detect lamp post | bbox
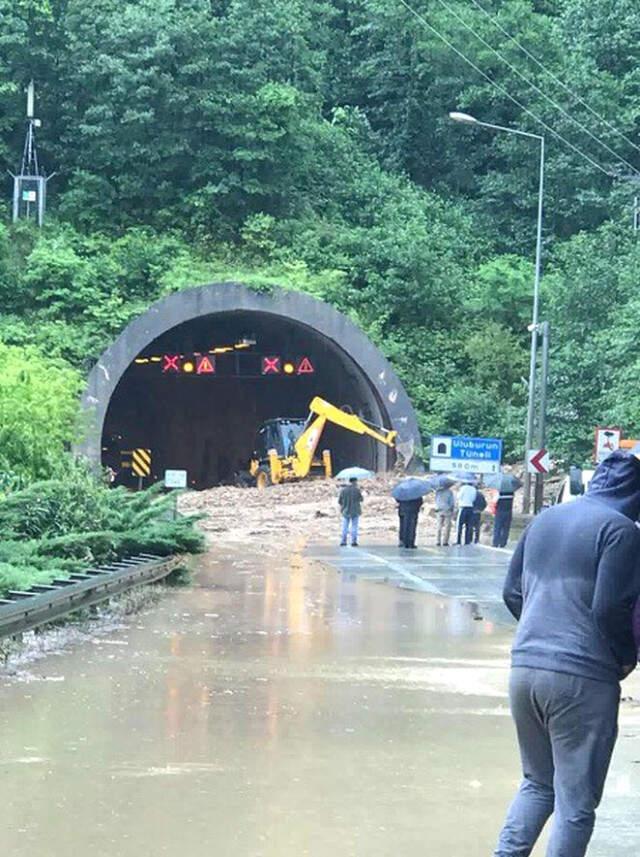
[449,111,545,514]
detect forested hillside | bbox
[2,0,640,480]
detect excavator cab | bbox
[254,419,305,460]
[251,415,329,489]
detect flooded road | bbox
[1,546,638,856]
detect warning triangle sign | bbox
[197,355,216,374]
[296,357,315,375]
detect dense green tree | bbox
[543,222,640,462]
[0,0,639,471]
[0,339,81,483]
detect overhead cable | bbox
[395,0,613,177]
[468,0,640,158]
[433,0,640,175]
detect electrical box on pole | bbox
[9,80,54,227]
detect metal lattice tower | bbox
[9,81,53,226]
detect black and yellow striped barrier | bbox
[131,448,151,477]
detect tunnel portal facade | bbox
[78,283,421,489]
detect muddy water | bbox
[0,548,637,856]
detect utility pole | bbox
[9,80,54,226]
[614,170,640,232]
[534,321,550,514]
[522,136,545,514]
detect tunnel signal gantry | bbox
[134,351,316,378]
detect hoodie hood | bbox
[587,450,640,520]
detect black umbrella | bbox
[391,478,433,502]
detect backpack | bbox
[474,491,487,512]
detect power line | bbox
[395,0,613,177]
[468,0,640,158]
[432,0,640,176]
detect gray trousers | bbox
[494,667,619,857]
[436,512,452,545]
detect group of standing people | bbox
[434,482,514,548]
[338,476,515,549]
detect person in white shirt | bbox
[456,482,477,545]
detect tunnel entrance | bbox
[103,311,392,488]
[79,283,421,487]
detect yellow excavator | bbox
[249,396,397,489]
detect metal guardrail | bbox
[0,554,181,639]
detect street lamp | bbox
[448,112,478,125]
[449,110,545,514]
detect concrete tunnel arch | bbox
[77,283,421,488]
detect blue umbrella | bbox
[391,478,433,501]
[484,473,522,493]
[335,467,375,481]
[426,474,457,490]
[450,471,478,484]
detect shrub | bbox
[0,474,204,596]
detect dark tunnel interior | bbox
[101,311,395,489]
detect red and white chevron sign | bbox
[527,448,550,475]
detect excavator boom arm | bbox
[308,397,397,447]
[295,396,397,461]
[291,414,328,478]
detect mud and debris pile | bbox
[179,476,442,548]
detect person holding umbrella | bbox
[485,472,522,548]
[338,476,364,547]
[335,468,372,547]
[392,478,431,549]
[429,475,456,547]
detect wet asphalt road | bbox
[1,544,639,856]
[307,543,515,626]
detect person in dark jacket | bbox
[338,477,363,546]
[397,497,423,549]
[494,451,640,857]
[471,488,487,543]
[492,491,514,547]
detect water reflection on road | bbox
[1,546,634,856]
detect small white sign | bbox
[431,435,452,458]
[164,469,187,489]
[527,448,551,475]
[594,427,620,464]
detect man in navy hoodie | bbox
[494,451,640,857]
